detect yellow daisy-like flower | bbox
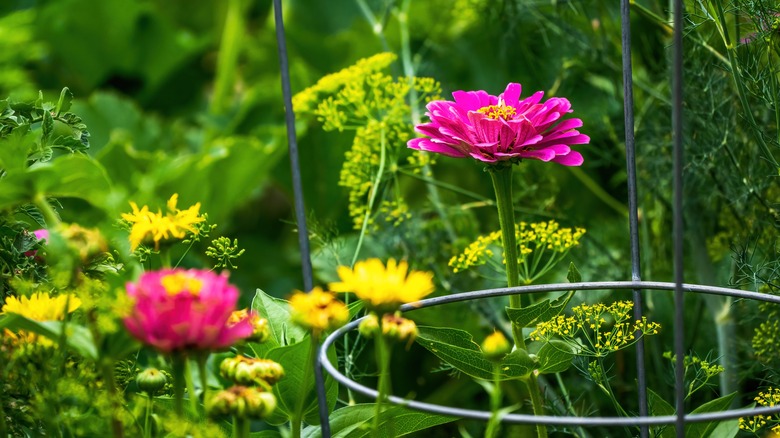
[121,194,205,251]
[2,292,82,346]
[289,287,348,335]
[329,258,435,312]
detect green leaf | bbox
[301,404,457,438]
[567,262,582,283]
[647,389,675,438]
[535,340,575,374]
[264,336,338,426]
[707,417,739,438]
[250,289,307,352]
[55,87,73,115]
[249,431,283,438]
[41,109,53,146]
[0,313,97,360]
[506,290,573,329]
[416,326,535,380]
[0,154,112,211]
[685,392,737,438]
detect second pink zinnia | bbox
[124,269,253,353]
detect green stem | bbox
[211,0,245,115]
[234,416,250,438]
[160,249,172,269]
[524,375,548,438]
[567,167,628,217]
[172,355,186,417]
[185,359,198,415]
[372,332,392,438]
[291,337,318,438]
[488,166,524,345]
[485,364,503,438]
[197,355,210,410]
[144,395,153,438]
[350,124,386,266]
[100,361,125,438]
[34,193,60,228]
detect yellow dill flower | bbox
[449,231,501,272]
[121,193,205,251]
[2,292,81,346]
[530,301,660,357]
[330,258,434,312]
[740,388,780,433]
[288,287,348,335]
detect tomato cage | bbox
[270,0,780,436]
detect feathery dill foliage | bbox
[294,53,441,230]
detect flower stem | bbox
[234,416,250,438]
[372,332,392,438]
[211,0,245,115]
[172,355,186,417]
[144,395,153,438]
[197,355,210,411]
[100,361,125,438]
[185,359,199,414]
[489,165,547,436]
[488,166,524,345]
[485,364,503,438]
[34,193,60,228]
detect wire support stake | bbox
[671,0,686,436]
[271,0,329,436]
[620,1,649,436]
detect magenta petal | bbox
[552,150,584,166]
[521,149,557,162]
[500,83,522,107]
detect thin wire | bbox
[620,0,649,435]
[319,281,780,427]
[271,0,330,435]
[671,0,686,436]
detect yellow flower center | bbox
[477,104,517,120]
[161,273,203,296]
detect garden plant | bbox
[1,0,780,437]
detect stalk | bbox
[172,355,186,417]
[211,0,245,115]
[372,332,392,438]
[488,164,546,437]
[234,416,250,438]
[485,364,503,438]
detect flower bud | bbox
[220,355,285,388]
[227,309,270,344]
[481,331,511,362]
[358,314,380,338]
[206,386,277,419]
[136,368,168,394]
[381,313,418,347]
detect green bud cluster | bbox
[206,386,277,419]
[220,355,284,389]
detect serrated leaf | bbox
[301,404,457,438]
[264,336,337,426]
[41,110,53,147]
[685,392,737,438]
[55,87,73,115]
[250,289,307,352]
[536,340,575,373]
[567,262,581,283]
[416,326,535,380]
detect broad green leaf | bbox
[567,262,582,283]
[506,291,573,329]
[707,416,738,438]
[55,87,73,115]
[0,154,112,211]
[264,336,338,426]
[535,340,575,374]
[648,389,676,438]
[685,392,737,438]
[301,404,457,438]
[0,313,97,360]
[416,326,535,380]
[0,128,34,173]
[250,289,307,351]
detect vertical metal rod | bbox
[271,0,331,436]
[671,0,686,436]
[620,1,649,436]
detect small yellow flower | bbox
[121,193,205,251]
[330,258,434,312]
[288,287,348,335]
[2,292,81,346]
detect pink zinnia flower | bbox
[408,83,588,165]
[24,229,49,257]
[124,269,254,353]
